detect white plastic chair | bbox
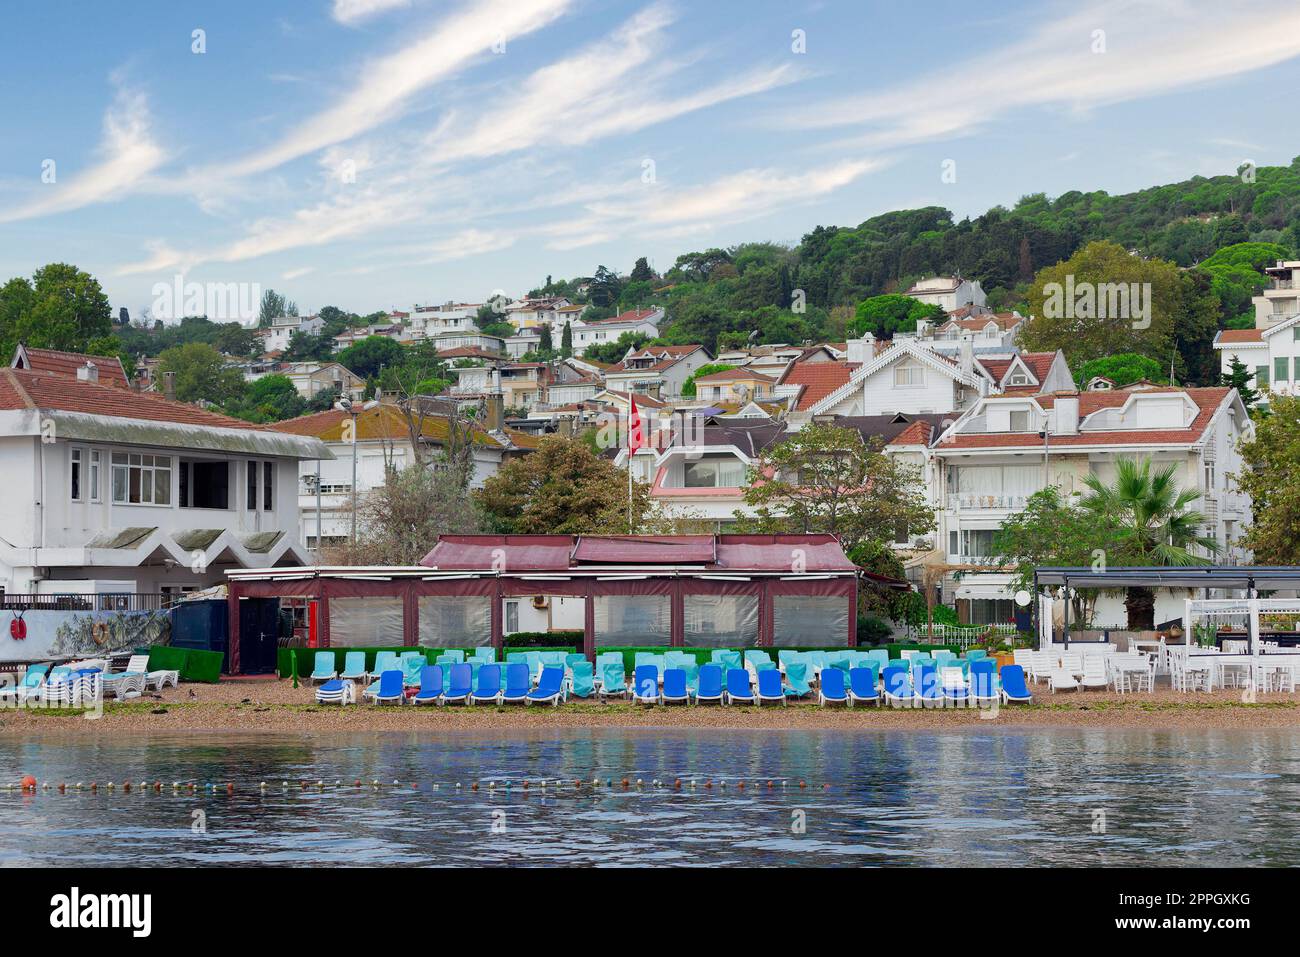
[1080,656,1107,690]
[1049,667,1079,693]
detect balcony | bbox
[947,492,1032,510]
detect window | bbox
[1257,365,1270,387]
[684,458,746,488]
[1007,373,1030,386]
[263,461,273,511]
[179,459,230,509]
[1009,410,1031,432]
[683,594,758,647]
[246,461,257,510]
[772,595,849,647]
[894,363,924,388]
[504,600,520,634]
[88,450,100,502]
[594,595,670,646]
[1276,357,1290,383]
[111,453,172,505]
[70,448,83,501]
[949,529,995,560]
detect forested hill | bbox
[543,156,1300,377]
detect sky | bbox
[2,0,1300,321]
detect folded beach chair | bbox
[756,668,786,706]
[848,666,880,707]
[632,665,660,705]
[527,666,566,706]
[661,668,690,705]
[882,666,917,707]
[413,665,444,705]
[339,651,368,682]
[102,670,146,700]
[695,664,724,704]
[371,669,405,706]
[500,663,531,704]
[726,668,756,705]
[309,651,337,684]
[818,666,849,707]
[941,666,969,703]
[999,665,1033,704]
[969,660,1000,705]
[124,654,178,690]
[599,660,627,700]
[315,678,355,705]
[569,661,595,699]
[916,664,944,707]
[524,652,544,683]
[469,664,501,705]
[565,653,586,675]
[784,661,812,698]
[401,654,426,688]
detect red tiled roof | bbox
[438,346,501,360]
[599,389,667,408]
[589,308,661,325]
[889,421,934,446]
[977,352,1056,386]
[1215,328,1265,344]
[940,387,1230,450]
[778,360,854,411]
[0,368,266,430]
[14,347,130,389]
[693,368,777,384]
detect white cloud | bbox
[281,266,317,279]
[332,0,410,25]
[213,0,574,179]
[0,80,167,224]
[788,0,1300,148]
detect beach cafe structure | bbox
[224,534,902,674]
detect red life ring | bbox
[10,616,27,640]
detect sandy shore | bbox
[1,676,1299,735]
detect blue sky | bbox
[2,0,1300,320]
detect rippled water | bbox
[1,728,1298,866]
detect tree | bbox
[538,324,553,354]
[1220,354,1263,410]
[282,331,333,362]
[849,293,944,339]
[681,363,736,398]
[343,462,481,565]
[588,265,624,308]
[1079,457,1217,628]
[0,277,35,355]
[157,342,245,405]
[560,320,572,357]
[336,336,406,379]
[630,256,656,283]
[1238,393,1300,563]
[1076,353,1164,388]
[0,263,113,356]
[731,424,935,550]
[989,487,1118,625]
[224,374,307,423]
[257,289,287,328]
[213,322,261,358]
[476,436,652,533]
[583,330,650,364]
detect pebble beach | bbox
[3,677,1300,735]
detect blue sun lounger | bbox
[999,664,1033,704]
[444,663,473,704]
[527,666,566,706]
[568,661,595,698]
[725,668,756,705]
[309,651,337,684]
[695,664,724,704]
[970,660,1000,704]
[916,663,944,707]
[371,669,405,706]
[500,663,531,704]
[339,651,367,682]
[784,660,812,698]
[315,678,354,705]
[661,668,690,705]
[756,668,786,706]
[848,666,880,707]
[413,665,444,704]
[632,665,660,705]
[599,660,627,699]
[371,651,399,679]
[818,666,849,707]
[469,664,501,705]
[882,666,917,707]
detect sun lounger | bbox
[1049,667,1079,692]
[413,665,444,704]
[102,671,146,700]
[441,663,472,704]
[756,668,786,706]
[371,651,400,680]
[371,669,405,705]
[315,678,355,705]
[882,666,916,707]
[999,664,1033,704]
[500,663,531,704]
[469,664,501,705]
[599,660,627,699]
[941,666,969,703]
[695,664,724,704]
[1081,655,1108,690]
[527,666,566,707]
[632,665,660,705]
[916,663,944,707]
[662,668,691,705]
[0,664,48,702]
[818,666,848,707]
[339,651,368,682]
[400,654,426,687]
[712,649,742,673]
[568,661,595,698]
[309,651,337,684]
[726,668,756,705]
[785,660,812,698]
[969,660,999,704]
[848,666,880,707]
[472,646,496,664]
[124,654,178,690]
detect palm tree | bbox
[1079,457,1218,629]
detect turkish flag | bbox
[628,395,647,451]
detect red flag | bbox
[628,395,646,451]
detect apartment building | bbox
[1213,260,1300,402]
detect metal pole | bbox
[1062,574,1070,650]
[350,411,359,545]
[315,458,323,562]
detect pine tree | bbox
[539,324,553,353]
[561,320,572,357]
[1220,354,1262,410]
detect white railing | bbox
[947,493,1032,510]
[910,622,1019,647]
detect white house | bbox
[567,308,664,350]
[905,276,987,313]
[0,362,328,600]
[244,361,366,402]
[605,344,711,399]
[264,314,324,353]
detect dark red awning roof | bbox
[571,535,716,565]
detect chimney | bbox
[846,332,873,364]
[1055,392,1080,435]
[958,336,974,376]
[163,371,176,402]
[484,367,504,431]
[77,361,98,384]
[916,318,933,338]
[558,416,573,437]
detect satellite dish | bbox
[1014,589,1032,607]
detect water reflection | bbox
[1,728,1297,867]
